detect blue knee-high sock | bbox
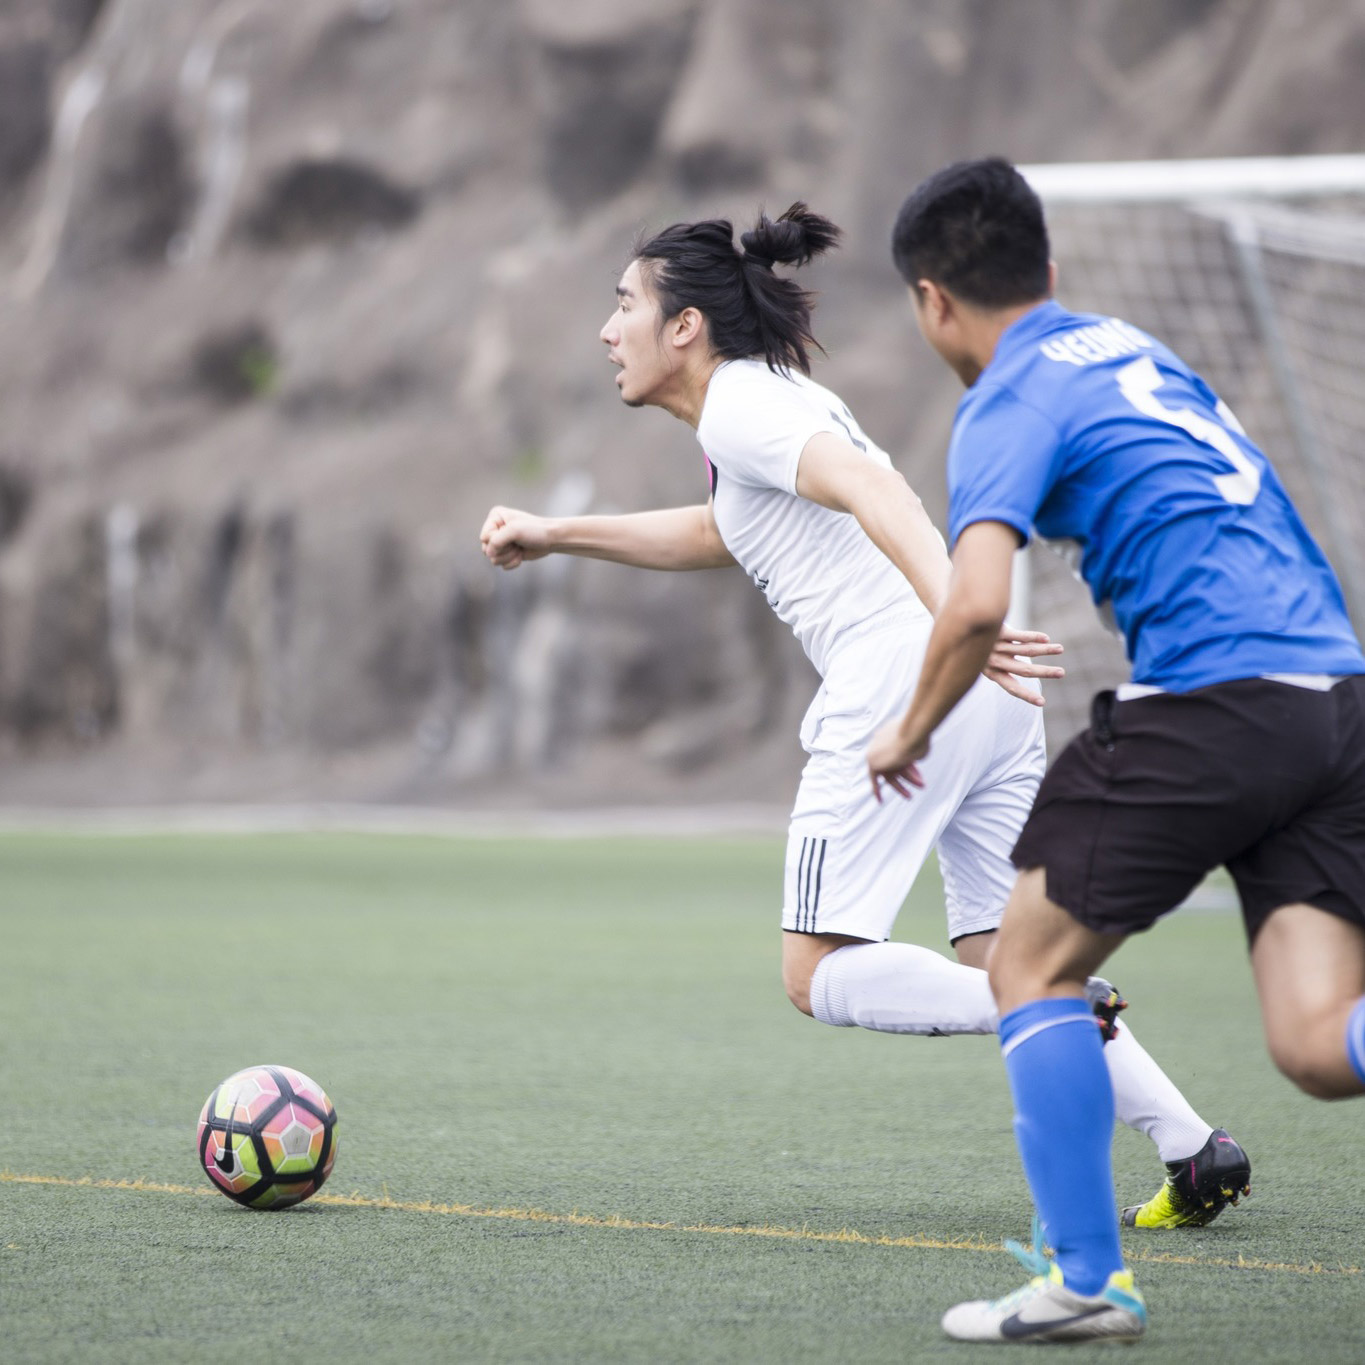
[1345,997,1365,1086]
[1001,998,1124,1297]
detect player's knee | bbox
[986,952,1044,1010]
[985,953,1013,1005]
[783,964,815,1017]
[987,951,1085,1015]
[1272,1050,1346,1099]
[1266,1031,1357,1100]
[782,934,865,1019]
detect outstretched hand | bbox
[983,626,1064,706]
[480,506,553,570]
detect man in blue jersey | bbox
[871,157,1365,1345]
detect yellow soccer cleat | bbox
[1122,1128,1251,1229]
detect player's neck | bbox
[956,296,1052,387]
[654,353,725,429]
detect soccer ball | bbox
[197,1064,338,1210]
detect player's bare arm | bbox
[795,432,1062,706]
[866,519,1017,799]
[480,502,736,572]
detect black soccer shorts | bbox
[1011,675,1365,941]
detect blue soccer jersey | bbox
[947,300,1365,690]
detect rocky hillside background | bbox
[2,0,1364,808]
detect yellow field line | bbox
[3,1171,1358,1278]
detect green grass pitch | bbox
[2,832,1362,1362]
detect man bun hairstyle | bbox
[739,203,839,267]
[634,203,841,375]
[890,157,1051,309]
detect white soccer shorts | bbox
[782,608,1046,945]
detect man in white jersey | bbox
[479,204,1249,1226]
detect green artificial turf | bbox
[1,833,1362,1362]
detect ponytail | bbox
[634,203,841,375]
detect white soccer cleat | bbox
[942,1262,1147,1344]
[942,1220,1146,1344]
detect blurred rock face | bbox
[0,0,1362,804]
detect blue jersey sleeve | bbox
[947,385,1063,549]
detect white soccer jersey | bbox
[696,359,931,675]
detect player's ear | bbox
[670,306,705,349]
[1047,260,1058,295]
[916,279,951,328]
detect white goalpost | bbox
[1013,153,1365,748]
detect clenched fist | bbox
[480,506,554,570]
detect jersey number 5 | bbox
[1115,355,1261,506]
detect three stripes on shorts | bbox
[793,836,828,932]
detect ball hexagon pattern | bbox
[197,1064,338,1210]
[262,1103,328,1177]
[218,1070,282,1126]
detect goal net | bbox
[1015,155,1365,750]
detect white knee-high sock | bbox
[1103,1022,1214,1164]
[808,941,998,1035]
[809,942,1214,1161]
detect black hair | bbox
[890,158,1050,308]
[633,203,841,375]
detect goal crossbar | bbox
[1020,154,1365,204]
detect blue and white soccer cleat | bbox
[941,1218,1147,1344]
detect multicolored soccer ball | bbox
[197,1064,338,1210]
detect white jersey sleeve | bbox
[699,362,845,494]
